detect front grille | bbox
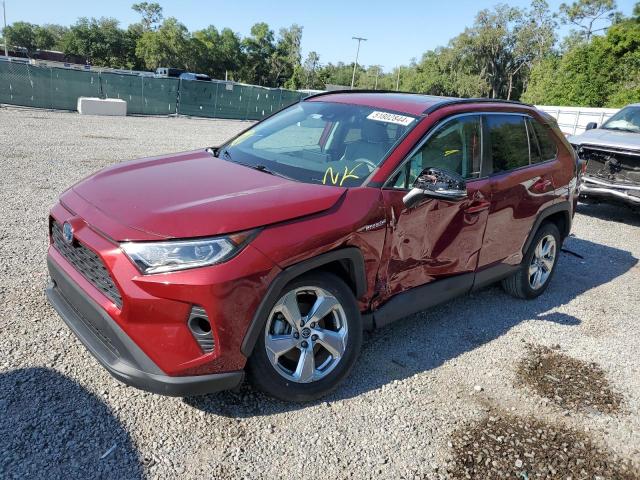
[51,222,123,309]
[581,147,640,185]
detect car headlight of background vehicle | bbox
[121,230,257,274]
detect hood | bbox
[568,128,640,152]
[62,150,345,241]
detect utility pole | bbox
[395,66,401,91]
[2,1,8,57]
[350,36,367,89]
[373,65,380,90]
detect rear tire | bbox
[501,222,561,299]
[247,272,362,402]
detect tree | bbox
[522,3,640,107]
[4,22,72,56]
[508,0,557,98]
[218,28,243,78]
[191,25,224,77]
[189,25,243,79]
[441,4,523,99]
[124,23,144,69]
[135,17,191,70]
[62,17,130,67]
[517,0,557,62]
[270,24,303,86]
[241,23,275,85]
[3,22,38,56]
[303,51,321,88]
[132,2,163,31]
[33,26,55,51]
[284,64,305,89]
[559,0,619,41]
[597,4,640,105]
[37,24,69,51]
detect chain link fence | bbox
[0,61,307,120]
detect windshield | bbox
[602,106,640,133]
[219,101,417,187]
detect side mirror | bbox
[585,122,598,131]
[403,167,467,208]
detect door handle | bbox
[464,199,491,214]
[532,178,553,192]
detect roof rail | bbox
[302,90,533,113]
[423,97,532,114]
[303,89,425,100]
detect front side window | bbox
[219,101,417,187]
[602,106,640,133]
[487,115,530,173]
[389,115,482,189]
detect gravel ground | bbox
[1,106,639,479]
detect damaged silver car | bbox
[569,104,640,209]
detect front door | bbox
[377,114,492,306]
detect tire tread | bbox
[501,221,561,300]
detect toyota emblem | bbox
[62,222,74,244]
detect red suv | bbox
[46,92,578,401]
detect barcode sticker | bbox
[367,111,416,126]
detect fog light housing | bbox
[188,306,214,353]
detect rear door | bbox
[477,113,560,269]
[378,114,492,303]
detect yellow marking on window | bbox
[322,163,363,186]
[444,149,460,157]
[322,167,340,185]
[339,164,362,186]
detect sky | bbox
[3,0,638,71]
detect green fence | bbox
[101,72,180,115]
[0,62,102,110]
[0,61,306,120]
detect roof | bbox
[305,90,530,116]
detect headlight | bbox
[121,230,257,274]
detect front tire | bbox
[501,222,561,299]
[247,272,362,402]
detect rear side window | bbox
[527,119,542,164]
[486,115,530,173]
[530,119,558,162]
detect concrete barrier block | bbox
[77,97,127,116]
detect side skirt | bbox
[471,262,520,292]
[370,273,474,329]
[367,263,520,330]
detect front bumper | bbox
[46,256,244,396]
[580,176,640,206]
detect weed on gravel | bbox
[449,412,639,479]
[516,344,623,414]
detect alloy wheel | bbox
[528,234,557,290]
[264,286,348,383]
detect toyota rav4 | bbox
[46,92,578,401]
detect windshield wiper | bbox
[219,148,233,160]
[602,126,640,133]
[212,148,294,180]
[245,163,294,180]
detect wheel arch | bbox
[240,247,366,357]
[522,201,572,255]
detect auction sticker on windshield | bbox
[367,111,416,126]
